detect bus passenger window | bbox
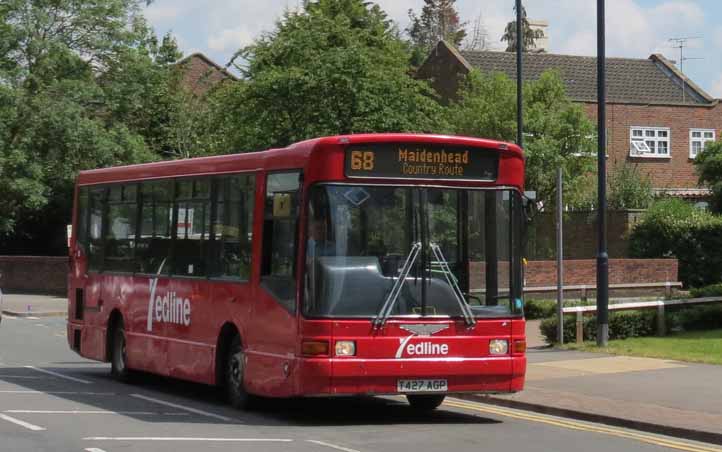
[261,172,301,312]
[76,187,89,254]
[88,187,106,272]
[137,180,173,274]
[104,184,137,273]
[210,174,255,280]
[173,178,211,277]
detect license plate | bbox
[397,379,448,393]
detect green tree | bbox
[222,0,447,151]
[694,140,722,213]
[406,0,467,64]
[447,70,596,209]
[0,0,171,245]
[500,5,544,53]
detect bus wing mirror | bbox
[522,191,538,223]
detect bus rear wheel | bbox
[225,335,251,409]
[406,394,445,411]
[110,320,131,382]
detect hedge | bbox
[629,199,722,288]
[524,299,557,320]
[540,303,722,344]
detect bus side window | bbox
[261,171,301,313]
[137,180,173,274]
[76,187,89,254]
[88,187,106,272]
[104,184,138,273]
[210,174,255,280]
[173,178,211,277]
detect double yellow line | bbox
[444,398,722,452]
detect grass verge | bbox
[563,329,722,365]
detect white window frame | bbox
[689,128,715,159]
[629,126,671,158]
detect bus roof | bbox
[76,133,523,186]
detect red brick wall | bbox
[524,258,678,287]
[583,102,721,191]
[468,258,677,290]
[0,256,68,295]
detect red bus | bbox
[67,134,527,411]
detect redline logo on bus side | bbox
[146,260,191,332]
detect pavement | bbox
[463,320,722,445]
[1,293,67,317]
[3,294,722,445]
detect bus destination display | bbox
[344,143,498,181]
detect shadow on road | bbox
[0,366,502,427]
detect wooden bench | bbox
[561,296,722,343]
[522,281,683,301]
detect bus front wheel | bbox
[226,335,251,409]
[110,320,131,382]
[406,394,445,411]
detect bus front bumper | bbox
[293,355,526,396]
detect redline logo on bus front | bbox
[146,260,191,332]
[395,324,450,358]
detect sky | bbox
[144,0,722,98]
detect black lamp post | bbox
[596,0,609,346]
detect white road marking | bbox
[83,437,293,442]
[307,440,361,452]
[0,375,46,379]
[0,413,46,431]
[25,316,40,320]
[6,410,187,416]
[0,391,115,395]
[85,448,108,452]
[130,394,234,422]
[25,366,92,384]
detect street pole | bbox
[516,0,523,148]
[556,167,564,345]
[596,0,609,346]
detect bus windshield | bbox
[303,184,523,319]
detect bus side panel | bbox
[243,290,298,397]
[166,278,214,385]
[75,274,105,361]
[126,275,168,376]
[207,282,254,385]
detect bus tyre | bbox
[110,321,131,382]
[406,394,445,411]
[226,335,251,409]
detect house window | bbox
[689,129,715,159]
[630,127,670,158]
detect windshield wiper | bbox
[374,241,422,329]
[430,242,476,327]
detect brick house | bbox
[175,53,238,96]
[418,41,720,200]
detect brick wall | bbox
[524,258,678,287]
[0,256,68,295]
[468,258,677,290]
[582,102,719,192]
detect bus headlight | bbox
[489,339,509,355]
[335,341,356,356]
